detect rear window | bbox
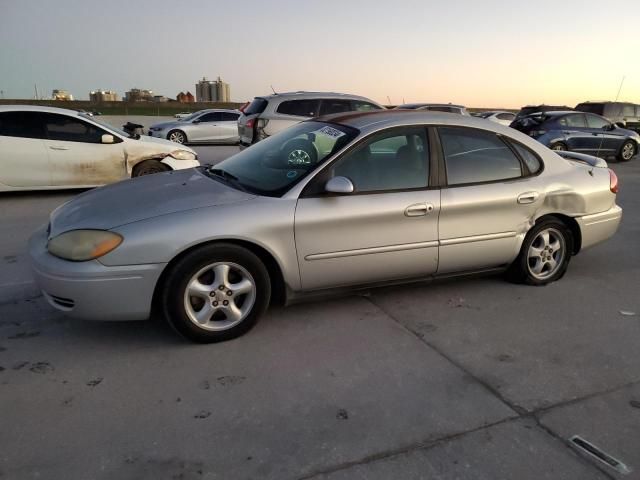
[621,104,635,117]
[244,98,268,116]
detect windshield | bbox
[80,114,131,138]
[209,121,358,197]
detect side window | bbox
[43,114,106,143]
[0,111,46,139]
[428,106,453,113]
[439,127,522,185]
[621,105,635,117]
[636,106,640,117]
[276,100,320,117]
[198,112,223,122]
[564,114,587,128]
[352,101,381,111]
[586,114,610,129]
[319,100,352,116]
[221,112,240,121]
[331,128,429,192]
[497,113,515,121]
[509,141,542,174]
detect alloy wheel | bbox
[169,131,185,144]
[184,262,256,331]
[622,142,635,160]
[527,228,566,280]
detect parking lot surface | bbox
[1,148,639,480]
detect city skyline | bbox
[1,0,639,108]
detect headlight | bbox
[47,230,123,261]
[169,150,196,160]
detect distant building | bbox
[176,91,195,103]
[124,88,154,102]
[52,89,73,101]
[90,89,118,102]
[195,76,230,102]
[152,95,169,103]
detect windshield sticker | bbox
[314,126,346,140]
[287,170,298,179]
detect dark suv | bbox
[575,102,640,133]
[511,111,639,161]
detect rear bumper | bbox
[29,226,165,321]
[576,205,622,250]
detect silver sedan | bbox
[30,111,622,342]
[148,109,240,145]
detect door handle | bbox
[404,203,434,217]
[49,146,69,151]
[517,192,539,204]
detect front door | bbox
[42,113,126,186]
[295,127,439,290]
[189,111,223,142]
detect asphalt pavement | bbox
[0,149,639,480]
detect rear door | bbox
[218,112,240,143]
[0,111,51,187]
[42,113,126,186]
[294,127,439,290]
[437,126,542,273]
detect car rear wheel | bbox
[618,140,636,162]
[550,142,567,152]
[161,243,271,343]
[506,218,573,286]
[132,160,170,177]
[167,130,187,144]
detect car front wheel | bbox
[161,243,271,343]
[506,219,573,286]
[167,130,187,144]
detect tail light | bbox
[245,118,255,129]
[609,169,619,193]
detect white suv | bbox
[237,91,383,148]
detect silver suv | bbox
[237,91,383,148]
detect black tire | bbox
[282,139,318,166]
[506,218,573,286]
[132,160,170,177]
[549,142,568,152]
[167,129,187,144]
[618,140,636,162]
[160,243,271,343]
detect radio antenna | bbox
[596,75,625,157]
[270,85,277,94]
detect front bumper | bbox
[29,226,166,321]
[576,204,622,251]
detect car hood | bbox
[135,133,195,150]
[48,168,255,237]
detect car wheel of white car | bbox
[161,243,271,343]
[618,140,636,162]
[132,160,170,177]
[168,130,187,144]
[506,218,573,286]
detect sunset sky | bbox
[1,0,638,108]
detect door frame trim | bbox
[305,240,439,261]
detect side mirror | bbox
[325,176,354,194]
[192,119,201,124]
[101,134,115,144]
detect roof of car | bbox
[318,109,512,132]
[0,105,87,115]
[256,91,381,104]
[396,103,466,109]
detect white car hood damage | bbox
[48,168,255,237]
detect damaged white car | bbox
[0,106,199,191]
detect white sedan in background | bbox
[0,106,199,192]
[148,109,240,145]
[479,111,516,126]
